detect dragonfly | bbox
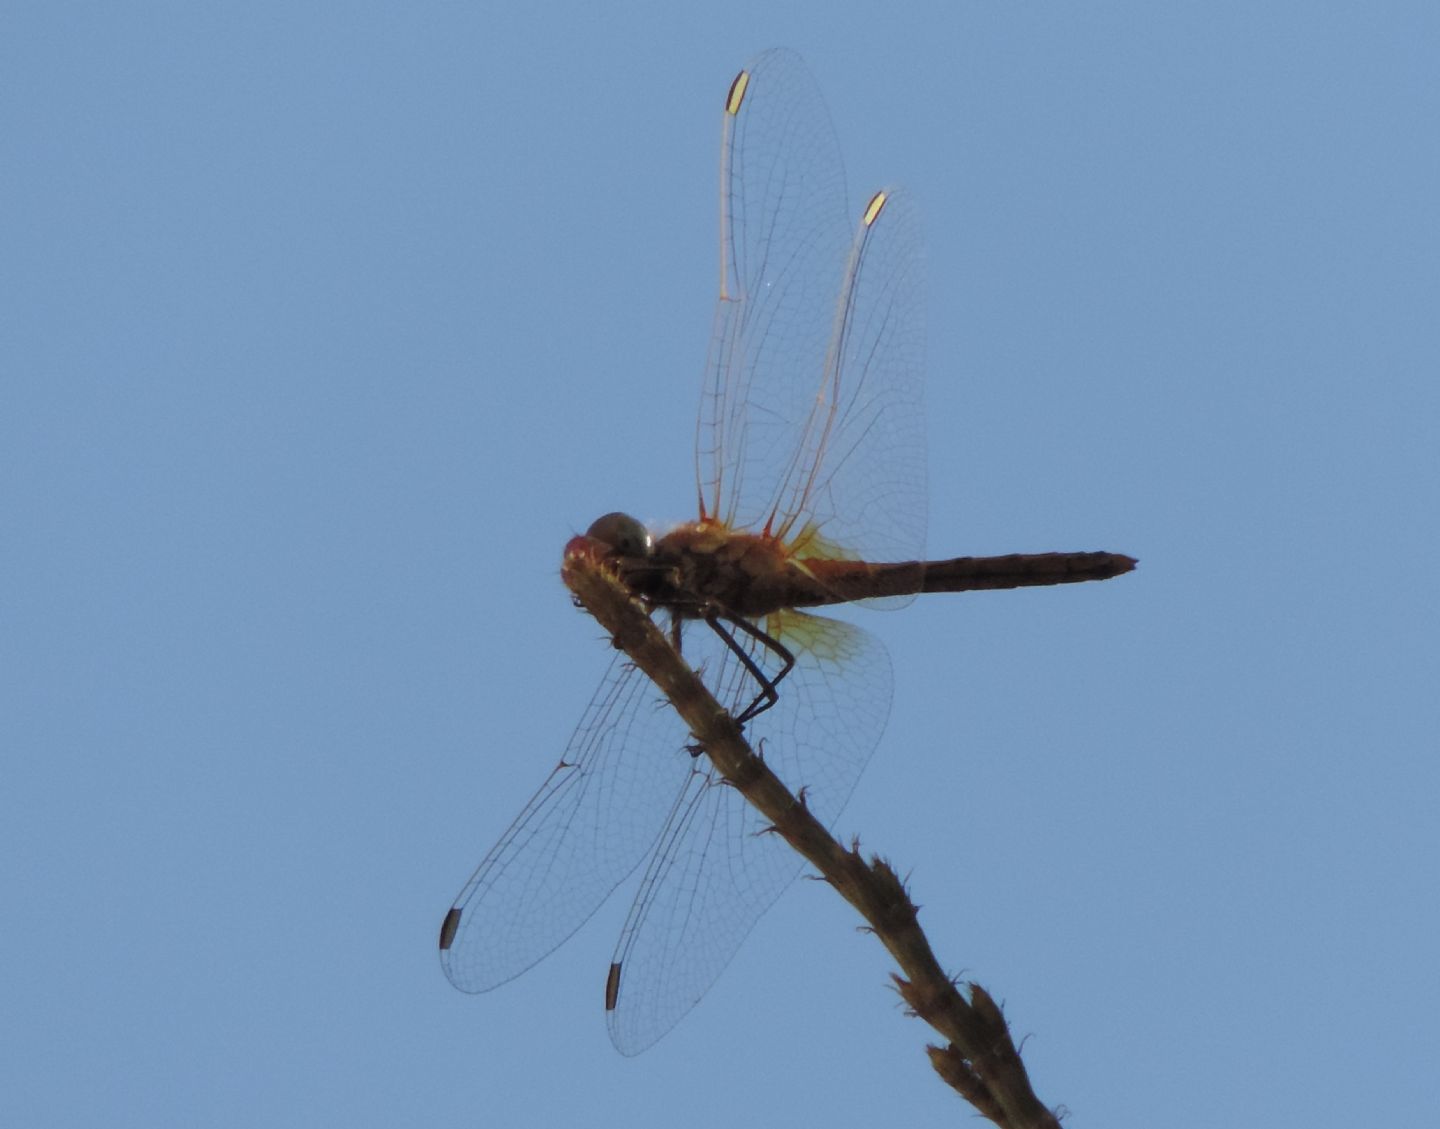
[439,48,1134,1056]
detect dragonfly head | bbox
[584,512,654,559]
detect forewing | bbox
[697,52,928,589]
[439,651,698,993]
[604,610,892,1055]
[697,48,853,533]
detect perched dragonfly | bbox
[440,48,1134,1055]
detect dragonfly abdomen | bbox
[803,552,1136,603]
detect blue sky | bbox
[4,4,1437,1126]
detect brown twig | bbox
[562,540,1063,1129]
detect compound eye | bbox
[584,512,653,558]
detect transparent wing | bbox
[697,50,928,575]
[605,609,892,1055]
[697,49,852,534]
[439,651,697,993]
[771,187,927,580]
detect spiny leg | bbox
[702,610,796,726]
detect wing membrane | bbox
[697,50,927,574]
[604,610,892,1055]
[697,49,852,533]
[439,652,695,993]
[773,187,927,578]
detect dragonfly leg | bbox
[702,611,796,726]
